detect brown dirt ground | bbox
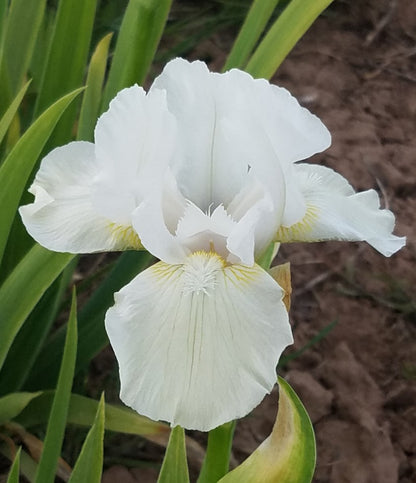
[104,1,416,481]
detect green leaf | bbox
[33,0,97,148]
[0,445,38,483]
[34,290,78,483]
[0,80,30,146]
[0,0,8,46]
[0,0,46,112]
[26,251,153,390]
[102,0,172,109]
[219,377,316,483]
[197,421,235,483]
[34,0,97,118]
[0,244,73,372]
[223,0,280,71]
[246,0,334,79]
[29,9,55,93]
[256,241,279,270]
[77,33,113,141]
[6,446,21,483]
[0,259,77,395]
[157,426,190,483]
[16,392,169,443]
[0,392,41,425]
[0,87,83,265]
[68,393,105,483]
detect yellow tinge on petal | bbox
[108,222,143,250]
[152,251,259,296]
[275,204,319,243]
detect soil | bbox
[68,1,416,482]
[229,1,416,482]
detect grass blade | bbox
[223,0,280,71]
[157,426,189,483]
[77,33,113,141]
[68,394,105,483]
[0,87,83,265]
[34,290,78,483]
[246,0,334,79]
[0,244,73,372]
[102,0,172,109]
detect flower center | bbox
[175,202,236,259]
[182,251,225,296]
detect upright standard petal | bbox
[105,251,293,431]
[19,142,141,253]
[151,58,330,235]
[275,163,406,256]
[151,58,249,210]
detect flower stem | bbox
[197,421,236,483]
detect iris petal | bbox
[132,193,189,264]
[151,59,249,210]
[105,251,293,431]
[93,86,177,225]
[19,142,140,253]
[276,163,406,256]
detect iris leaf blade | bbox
[6,447,21,483]
[0,259,77,395]
[102,0,172,109]
[0,0,7,46]
[16,392,170,443]
[0,80,30,147]
[246,0,334,79]
[33,0,97,149]
[0,392,42,426]
[34,0,98,118]
[34,290,78,483]
[68,393,105,483]
[157,426,190,483]
[0,0,46,114]
[223,0,280,71]
[77,33,113,141]
[0,445,38,483]
[29,8,55,94]
[219,377,316,483]
[0,244,73,372]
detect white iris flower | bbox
[20,58,405,431]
